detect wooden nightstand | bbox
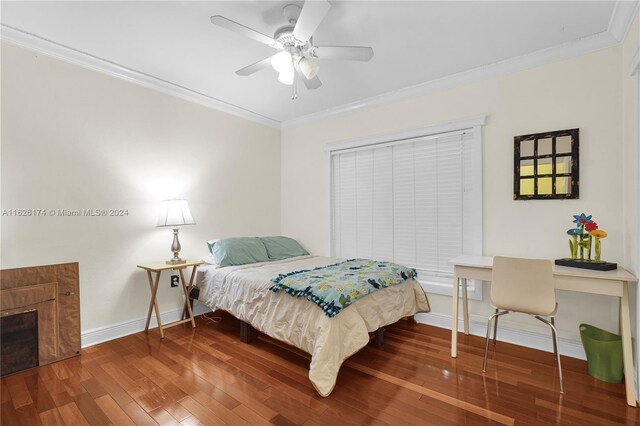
[136,260,204,339]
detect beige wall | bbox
[623,8,639,276]
[1,43,281,332]
[282,46,625,343]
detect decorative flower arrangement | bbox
[566,213,607,262]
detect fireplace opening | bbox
[1,310,39,377]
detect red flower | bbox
[585,221,598,232]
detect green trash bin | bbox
[579,323,623,383]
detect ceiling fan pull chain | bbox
[291,79,298,100]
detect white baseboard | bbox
[415,312,587,360]
[81,303,586,360]
[81,302,211,348]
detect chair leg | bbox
[493,308,499,345]
[551,317,558,360]
[483,310,509,372]
[535,315,564,394]
[483,314,495,373]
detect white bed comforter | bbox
[197,255,430,396]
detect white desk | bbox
[451,255,638,407]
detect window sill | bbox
[417,278,483,300]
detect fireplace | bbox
[0,263,80,376]
[1,310,38,376]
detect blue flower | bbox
[572,213,592,227]
[567,228,582,236]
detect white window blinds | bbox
[330,128,482,297]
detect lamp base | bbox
[166,228,186,265]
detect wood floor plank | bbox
[148,407,181,426]
[49,363,74,382]
[80,377,108,400]
[163,401,193,423]
[56,402,90,426]
[4,374,34,409]
[4,313,639,425]
[179,415,205,426]
[15,402,44,426]
[232,403,273,425]
[1,401,21,426]
[121,400,158,426]
[94,394,136,426]
[177,396,225,425]
[1,379,11,404]
[73,392,111,426]
[39,407,66,426]
[23,374,57,414]
[82,360,134,408]
[62,375,86,398]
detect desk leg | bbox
[145,270,164,339]
[179,268,196,328]
[462,278,469,335]
[620,282,637,407]
[451,271,460,358]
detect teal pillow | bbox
[259,236,309,260]
[211,237,270,267]
[206,239,218,255]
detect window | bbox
[328,119,483,298]
[514,128,579,200]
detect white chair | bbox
[482,256,564,393]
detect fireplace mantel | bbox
[0,263,80,376]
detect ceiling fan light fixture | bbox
[278,68,295,85]
[297,56,318,80]
[271,51,293,73]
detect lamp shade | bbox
[278,67,295,85]
[297,56,318,80]
[271,51,292,73]
[156,199,195,227]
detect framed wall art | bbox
[514,128,579,200]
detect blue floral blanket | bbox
[270,259,417,317]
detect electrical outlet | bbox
[170,275,179,288]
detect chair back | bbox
[491,256,556,316]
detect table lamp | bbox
[156,199,195,264]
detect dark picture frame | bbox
[514,128,579,200]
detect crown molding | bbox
[282,30,619,129]
[608,0,639,42]
[0,24,281,129]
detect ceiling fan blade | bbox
[236,57,272,76]
[312,46,374,61]
[292,0,331,42]
[210,15,278,48]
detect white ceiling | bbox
[0,1,628,124]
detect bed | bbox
[196,254,430,397]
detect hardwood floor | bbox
[2,312,639,425]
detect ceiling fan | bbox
[210,0,374,97]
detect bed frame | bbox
[188,286,386,347]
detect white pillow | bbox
[204,239,220,266]
[202,255,219,267]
